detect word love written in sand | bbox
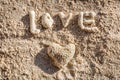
[29,10,99,34]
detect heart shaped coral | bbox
[47,42,75,68]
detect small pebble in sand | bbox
[46,42,75,69]
[41,13,54,29]
[59,12,73,27]
[78,11,99,32]
[29,10,40,34]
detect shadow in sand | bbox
[21,14,30,28]
[21,14,34,39]
[52,14,63,31]
[34,48,60,75]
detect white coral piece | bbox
[59,12,73,27]
[45,42,75,69]
[29,10,40,34]
[41,13,54,29]
[78,11,99,32]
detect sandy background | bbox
[0,0,120,80]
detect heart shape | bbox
[47,42,75,68]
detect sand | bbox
[0,0,120,80]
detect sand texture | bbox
[0,0,120,80]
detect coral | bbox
[59,12,73,27]
[46,42,75,68]
[29,10,40,34]
[41,13,54,29]
[78,11,99,32]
